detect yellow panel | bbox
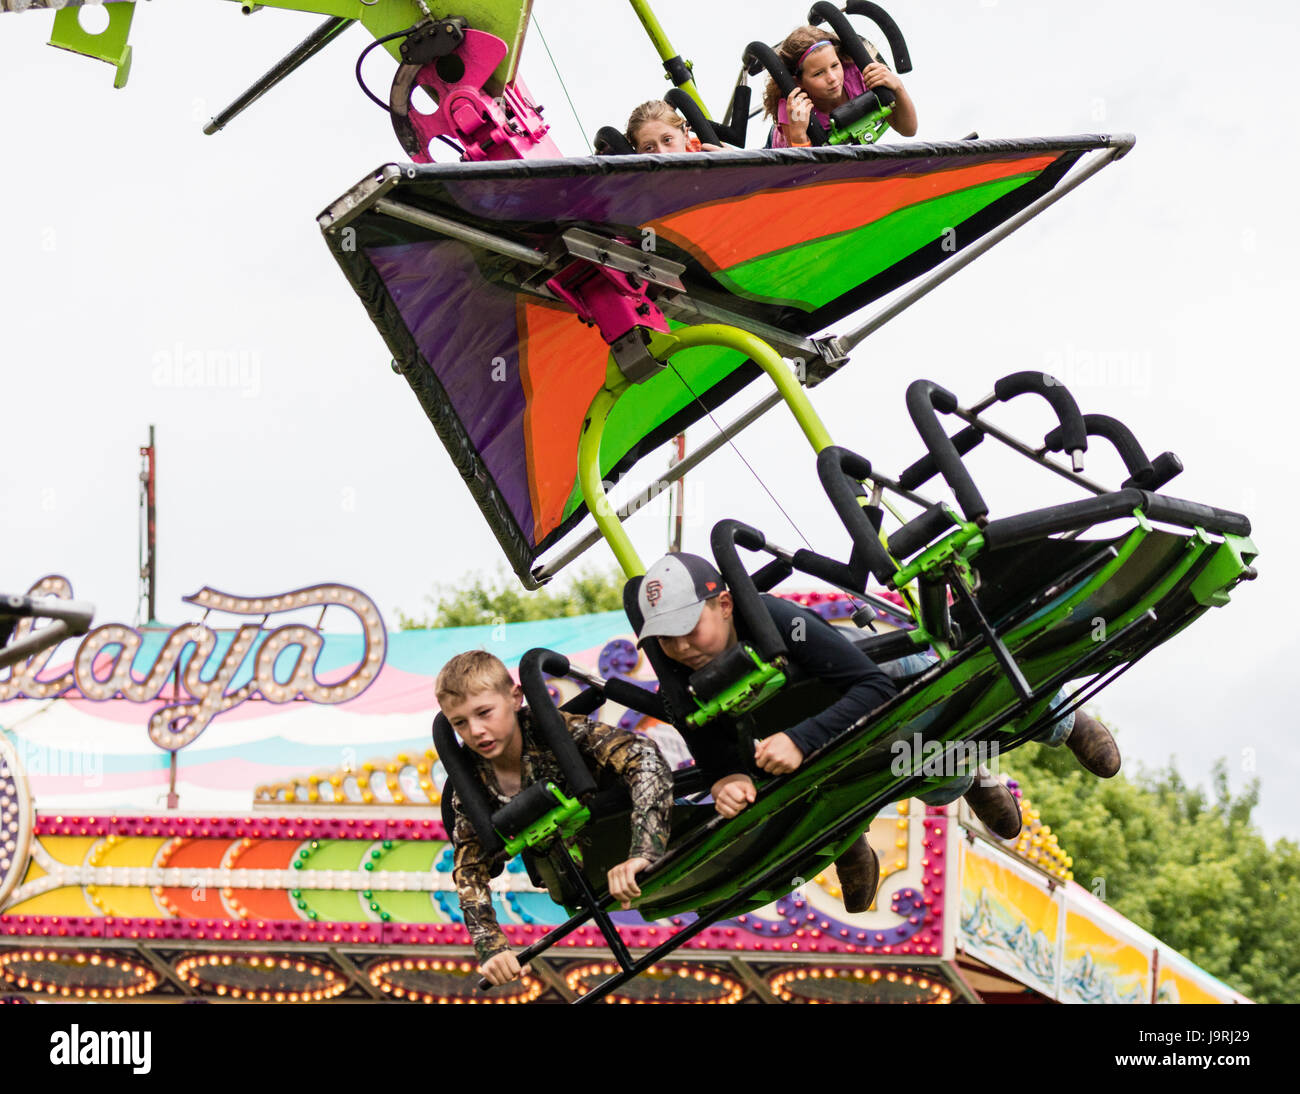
[959,845,1060,997]
[20,859,47,884]
[99,838,168,869]
[1062,908,1151,1004]
[91,886,166,919]
[4,886,99,917]
[1156,964,1227,1005]
[39,837,100,866]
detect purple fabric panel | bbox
[437,150,1039,227]
[366,239,534,544]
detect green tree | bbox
[397,565,626,629]
[1004,727,1300,1003]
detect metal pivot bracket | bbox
[560,229,686,292]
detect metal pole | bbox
[204,16,356,135]
[139,425,157,625]
[373,198,549,267]
[828,140,1133,356]
[626,0,710,113]
[668,434,686,553]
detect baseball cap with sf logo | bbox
[635,553,728,646]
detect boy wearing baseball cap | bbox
[634,552,1027,911]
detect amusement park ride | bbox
[1,0,1257,1004]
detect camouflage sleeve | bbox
[566,714,673,865]
[449,795,511,965]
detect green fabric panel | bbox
[558,336,747,522]
[715,174,1036,310]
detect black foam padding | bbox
[897,423,982,491]
[600,677,668,721]
[688,643,759,704]
[560,687,605,717]
[830,90,889,129]
[1142,493,1251,537]
[433,712,504,857]
[887,501,957,560]
[791,548,860,590]
[742,40,829,145]
[718,84,753,146]
[844,0,913,71]
[809,2,873,69]
[665,87,721,148]
[752,558,794,591]
[490,781,558,837]
[1125,451,1182,492]
[1047,413,1150,483]
[518,649,597,801]
[711,520,788,661]
[995,370,1087,456]
[905,380,988,522]
[594,126,634,156]
[816,446,895,583]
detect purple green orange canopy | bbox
[322,137,1118,584]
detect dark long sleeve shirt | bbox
[683,595,897,779]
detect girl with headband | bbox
[763,25,918,148]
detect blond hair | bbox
[435,650,514,708]
[625,99,689,147]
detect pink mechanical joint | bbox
[547,262,671,383]
[391,28,562,163]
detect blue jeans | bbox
[883,652,1073,805]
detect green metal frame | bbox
[500,781,590,856]
[576,322,836,581]
[42,0,534,87]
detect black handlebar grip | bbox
[490,781,558,838]
[743,40,829,145]
[665,87,721,148]
[905,380,989,524]
[594,126,634,156]
[1131,451,1183,492]
[994,371,1088,459]
[791,547,859,589]
[710,519,788,662]
[816,446,897,584]
[560,687,605,717]
[518,649,597,801]
[897,423,983,491]
[808,2,872,70]
[844,0,913,72]
[599,677,669,722]
[886,501,958,561]
[752,558,794,591]
[1045,413,1150,483]
[721,84,753,146]
[433,712,504,857]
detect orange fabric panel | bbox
[518,298,611,542]
[649,155,1058,273]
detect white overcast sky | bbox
[2,0,1297,839]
